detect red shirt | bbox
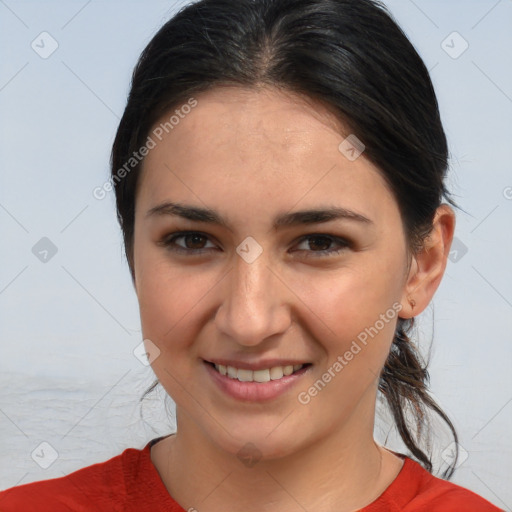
[0,438,503,511]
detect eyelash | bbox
[158,231,351,257]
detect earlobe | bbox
[399,205,456,319]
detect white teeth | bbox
[283,365,294,376]
[253,369,270,382]
[237,368,253,382]
[213,363,305,382]
[269,366,284,380]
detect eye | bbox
[158,231,218,254]
[293,234,350,257]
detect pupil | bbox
[186,234,205,249]
[310,236,330,251]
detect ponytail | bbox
[379,317,459,478]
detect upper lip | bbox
[204,358,311,371]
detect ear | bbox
[399,204,456,318]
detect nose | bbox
[214,252,292,347]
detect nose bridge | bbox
[215,252,290,345]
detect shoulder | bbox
[376,456,504,511]
[0,444,152,512]
[411,475,503,511]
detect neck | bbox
[152,396,403,512]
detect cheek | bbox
[293,269,401,417]
[135,248,213,352]
[136,266,212,398]
[291,261,402,342]
[285,256,404,404]
[138,280,209,341]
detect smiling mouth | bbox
[205,361,312,383]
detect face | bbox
[132,86,413,459]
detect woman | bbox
[0,0,503,510]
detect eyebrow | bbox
[145,201,373,229]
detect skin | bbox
[132,85,455,512]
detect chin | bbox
[198,417,312,463]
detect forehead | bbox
[137,86,396,222]
[146,85,348,168]
[174,85,346,140]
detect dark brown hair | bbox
[112,0,458,477]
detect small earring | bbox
[409,298,416,310]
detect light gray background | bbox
[0,0,511,509]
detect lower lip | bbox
[203,361,311,402]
